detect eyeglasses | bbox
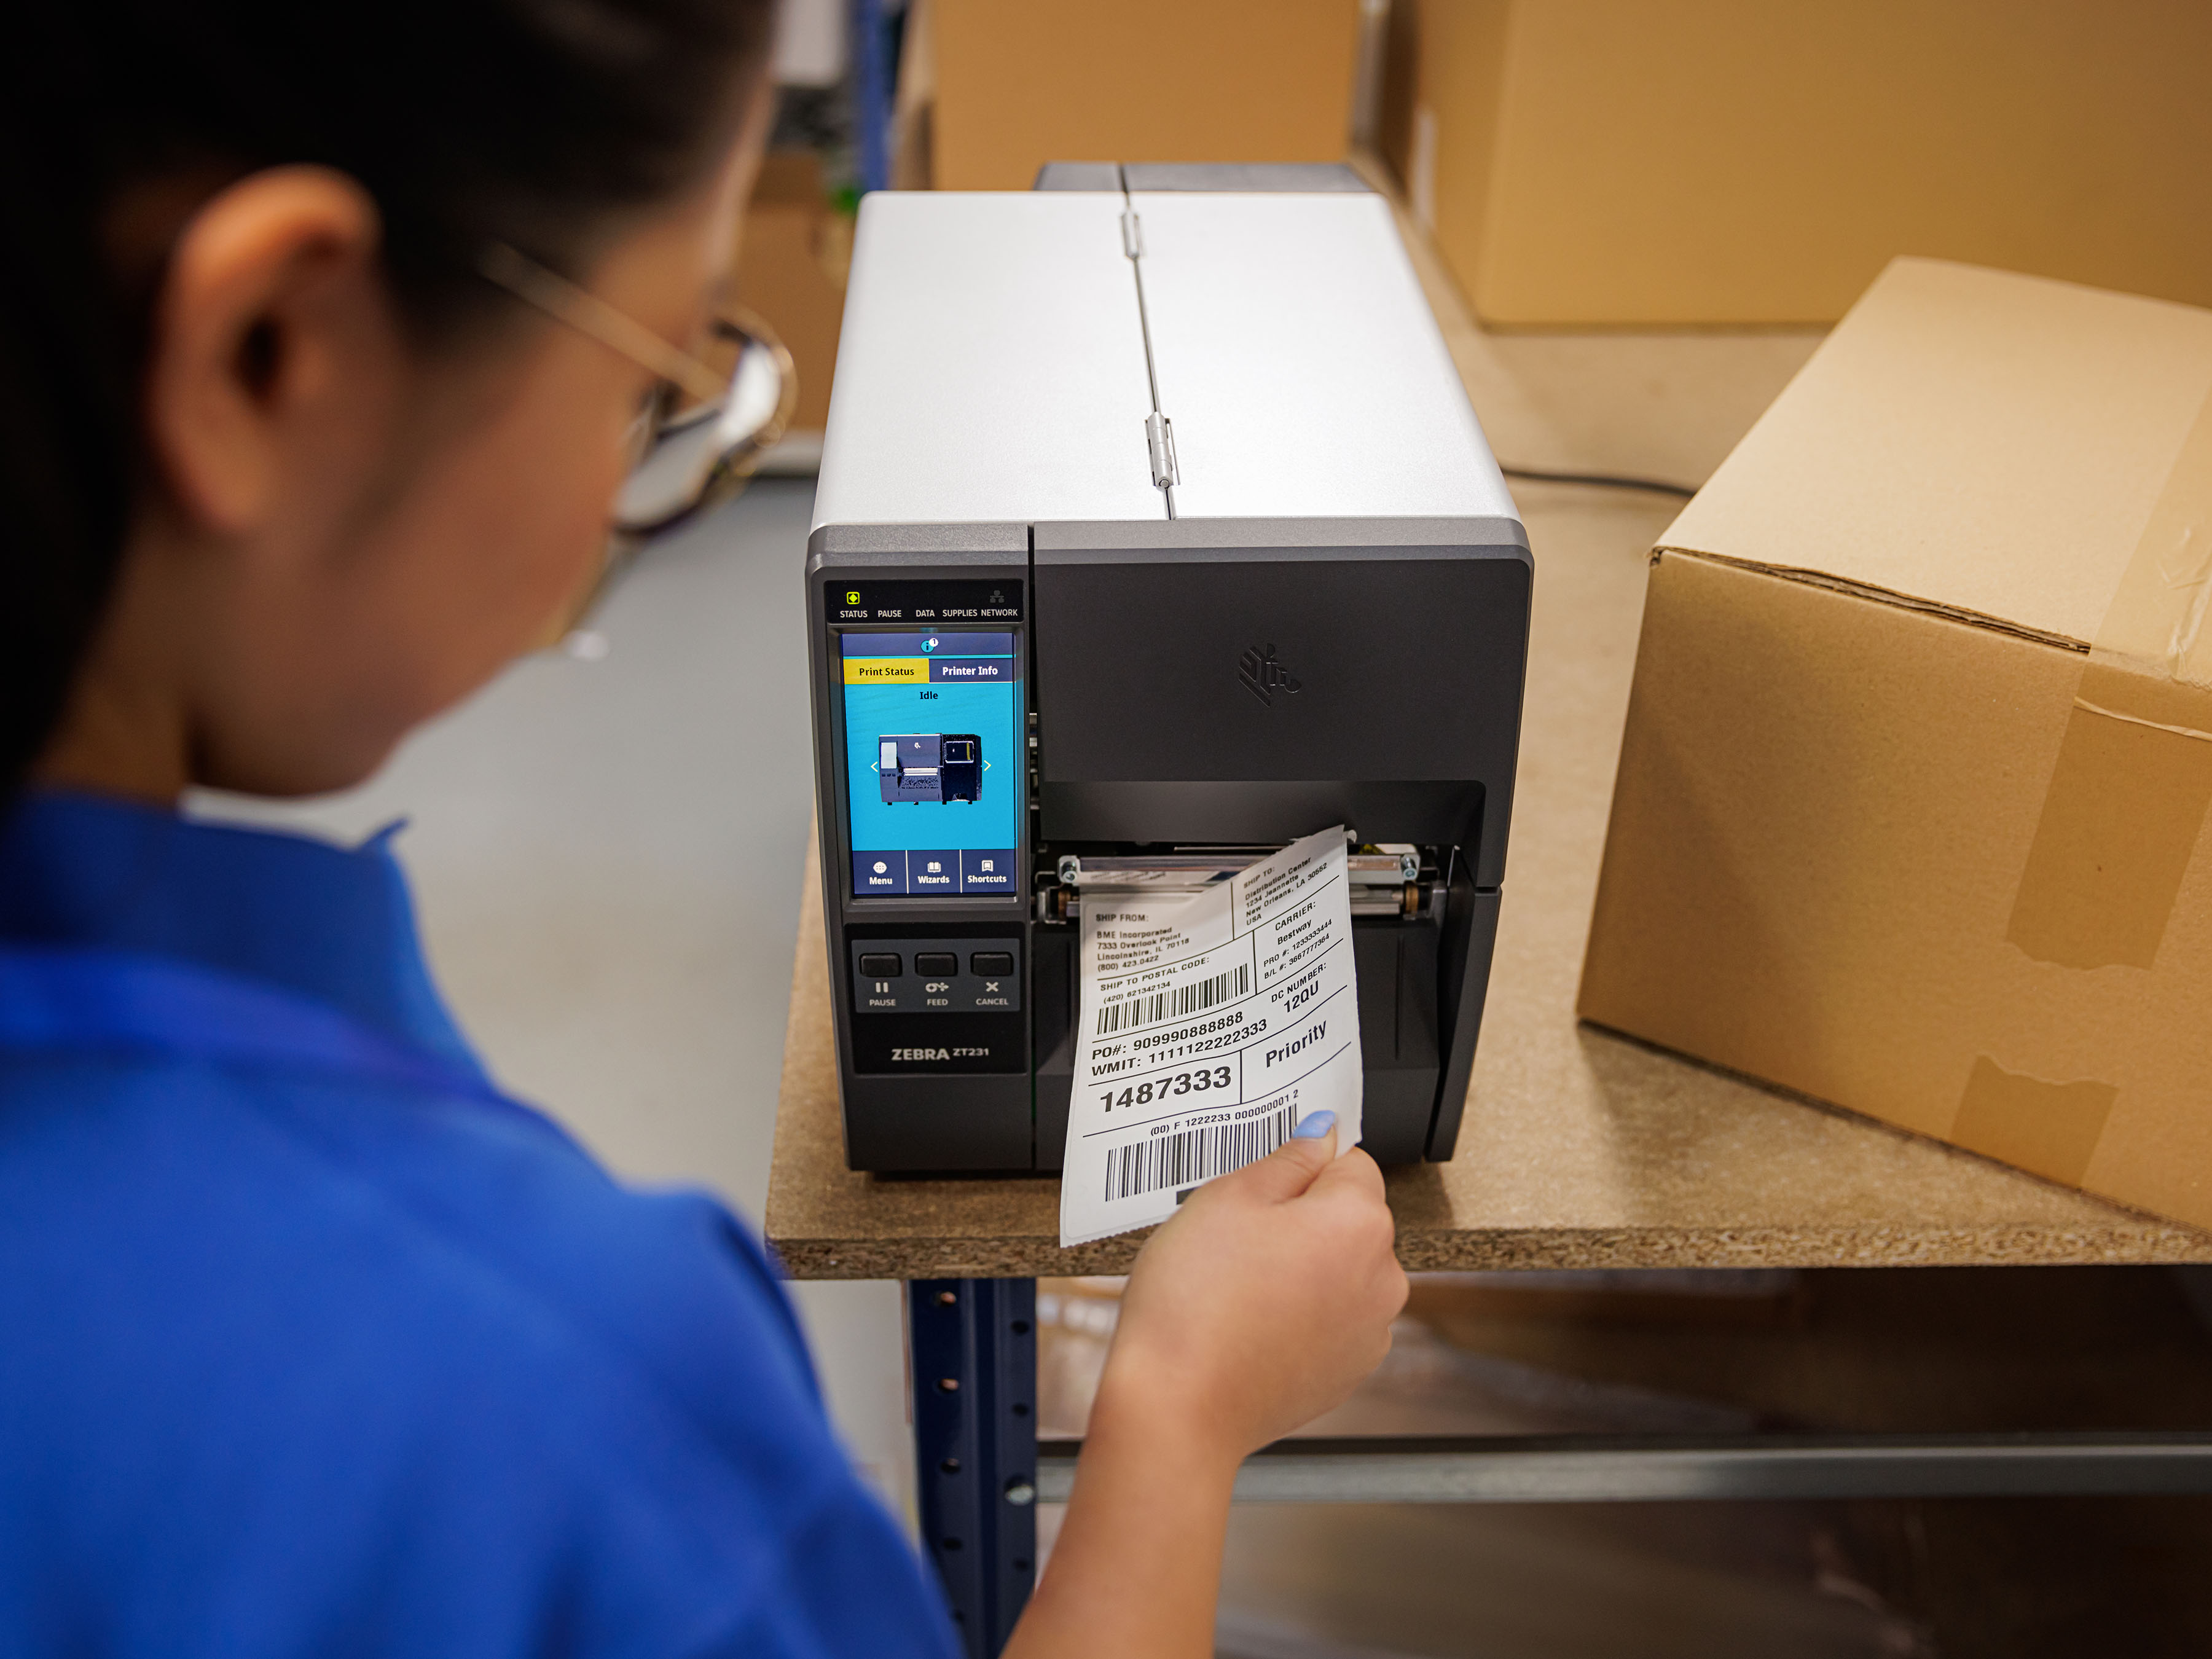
[477,241,798,635]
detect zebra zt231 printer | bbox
[806,163,1531,1174]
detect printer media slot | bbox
[1037,842,1435,922]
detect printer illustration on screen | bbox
[879,734,982,805]
[807,163,1531,1174]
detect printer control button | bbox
[970,952,1015,977]
[858,952,904,978]
[914,952,959,976]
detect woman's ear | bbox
[143,167,390,536]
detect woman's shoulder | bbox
[0,1048,957,1655]
[3,1044,808,1455]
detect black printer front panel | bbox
[817,574,1036,1171]
[1022,532,1532,1167]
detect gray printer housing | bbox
[807,170,1531,1173]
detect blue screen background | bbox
[843,678,1021,853]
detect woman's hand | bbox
[1099,1115,1409,1461]
[1003,1120,1406,1659]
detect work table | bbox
[764,186,2211,1282]
[766,493,2210,1280]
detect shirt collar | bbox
[0,790,483,1078]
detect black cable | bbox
[1498,464,1698,500]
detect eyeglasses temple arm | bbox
[478,242,729,404]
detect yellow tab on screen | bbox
[844,657,929,684]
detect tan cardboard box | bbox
[1579,258,2212,1230]
[930,0,1365,192]
[1382,0,2212,326]
[732,152,849,436]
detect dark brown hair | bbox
[0,0,775,801]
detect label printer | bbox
[806,164,1531,1173]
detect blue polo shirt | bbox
[0,791,959,1658]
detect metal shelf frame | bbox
[910,1276,2212,1659]
[1043,1429,2212,1505]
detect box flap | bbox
[1660,258,2212,646]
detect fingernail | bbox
[1292,1111,1336,1140]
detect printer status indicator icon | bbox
[1239,644,1303,706]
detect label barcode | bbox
[1094,963,1251,1036]
[1104,1105,1294,1202]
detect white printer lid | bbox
[1130,192,1508,522]
[812,192,1160,528]
[811,187,1516,530]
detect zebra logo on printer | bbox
[1238,644,1302,707]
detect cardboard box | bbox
[1381,0,2212,326]
[733,151,849,436]
[930,0,1365,192]
[1579,258,2212,1230]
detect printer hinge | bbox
[1145,412,1180,489]
[1120,210,1145,261]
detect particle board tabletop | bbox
[763,191,2212,1282]
[764,481,2212,1277]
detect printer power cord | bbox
[1498,464,1696,500]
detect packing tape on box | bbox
[1960,386,2212,1185]
[1952,1055,2119,1188]
[2004,384,2212,973]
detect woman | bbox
[0,2,1408,1655]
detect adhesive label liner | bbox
[1061,826,1363,1247]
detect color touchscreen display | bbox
[842,631,1021,896]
